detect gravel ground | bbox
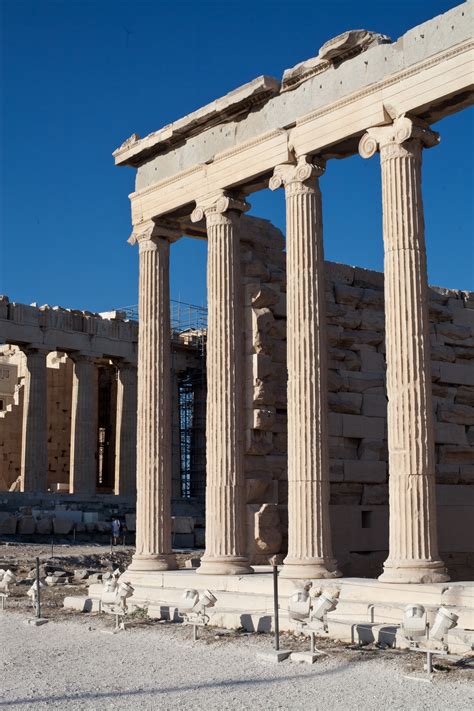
[0,612,473,711]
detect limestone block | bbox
[253,407,276,431]
[359,310,385,331]
[361,484,389,505]
[171,516,194,534]
[436,464,460,484]
[456,386,474,407]
[36,518,53,535]
[63,596,94,612]
[358,439,387,461]
[459,465,474,483]
[328,370,344,392]
[429,303,453,322]
[254,503,282,554]
[83,512,99,524]
[330,483,363,505]
[328,413,343,436]
[272,292,287,318]
[334,285,363,306]
[252,379,276,406]
[329,436,359,460]
[268,318,286,340]
[75,522,86,533]
[467,427,474,447]
[452,308,474,328]
[272,432,287,454]
[436,323,473,345]
[246,477,276,504]
[328,392,362,414]
[328,348,360,372]
[327,263,354,285]
[342,414,384,439]
[353,267,384,289]
[329,460,344,482]
[342,372,384,393]
[438,404,474,425]
[439,446,474,464]
[17,516,36,534]
[331,309,362,330]
[245,429,273,455]
[0,513,17,535]
[454,346,474,360]
[431,344,456,362]
[246,284,279,308]
[252,354,273,380]
[361,288,384,308]
[362,393,387,418]
[328,325,344,346]
[74,569,89,580]
[53,517,73,535]
[343,460,387,483]
[272,341,287,364]
[435,423,468,445]
[244,260,270,280]
[359,348,385,372]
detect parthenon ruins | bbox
[108,0,474,617]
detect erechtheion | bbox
[110,3,473,641]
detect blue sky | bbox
[0,0,472,313]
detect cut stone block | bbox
[342,414,384,439]
[344,460,387,483]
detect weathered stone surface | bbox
[434,423,468,445]
[328,392,362,414]
[439,446,474,464]
[358,439,387,461]
[438,404,474,425]
[362,393,387,418]
[456,386,474,407]
[343,460,386,483]
[17,515,35,534]
[361,484,388,505]
[342,414,384,439]
[0,513,17,534]
[254,503,282,554]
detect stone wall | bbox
[47,354,73,488]
[240,217,287,562]
[240,217,474,577]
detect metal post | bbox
[51,538,54,558]
[273,563,280,651]
[426,651,433,675]
[35,557,41,619]
[310,631,315,655]
[193,625,198,642]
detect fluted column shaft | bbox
[360,116,448,583]
[129,223,178,571]
[114,363,137,497]
[192,193,253,575]
[20,347,49,492]
[69,355,98,495]
[270,158,340,579]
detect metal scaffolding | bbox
[118,299,207,501]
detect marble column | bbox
[20,347,49,492]
[128,222,178,572]
[69,354,98,495]
[359,116,448,583]
[114,362,137,497]
[191,193,253,575]
[270,157,340,579]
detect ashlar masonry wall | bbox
[240,217,474,579]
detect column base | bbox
[196,556,254,576]
[128,554,177,572]
[279,557,342,580]
[379,559,450,584]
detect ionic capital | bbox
[128,220,181,248]
[269,155,326,191]
[190,191,250,223]
[359,115,439,159]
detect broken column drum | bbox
[359,116,449,583]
